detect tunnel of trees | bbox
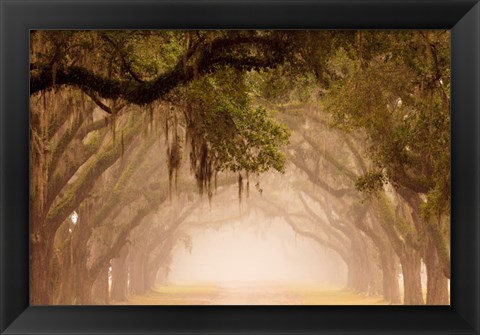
[29,30,450,305]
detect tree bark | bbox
[74,246,93,305]
[57,236,75,304]
[380,249,401,304]
[400,249,424,305]
[129,246,147,296]
[346,255,370,292]
[75,275,93,305]
[144,267,158,292]
[30,239,53,304]
[92,265,110,305]
[357,215,401,303]
[346,237,378,293]
[111,246,129,302]
[424,237,449,304]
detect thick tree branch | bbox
[45,129,109,215]
[30,35,288,105]
[301,132,358,182]
[287,152,352,198]
[298,193,351,247]
[99,34,145,84]
[47,112,86,180]
[82,89,114,114]
[45,118,143,234]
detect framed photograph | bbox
[1,0,479,334]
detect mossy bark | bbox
[46,117,142,233]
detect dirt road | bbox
[122,283,387,305]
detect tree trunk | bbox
[156,266,170,284]
[111,246,129,302]
[355,211,400,303]
[57,237,75,304]
[129,247,146,296]
[424,237,449,305]
[346,238,375,293]
[75,271,93,305]
[74,241,92,304]
[92,265,109,304]
[400,249,424,305]
[68,204,97,305]
[30,239,53,305]
[346,256,370,292]
[144,256,161,292]
[144,267,157,292]
[380,250,401,304]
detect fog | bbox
[169,212,346,285]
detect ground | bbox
[118,282,388,305]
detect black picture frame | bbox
[1,0,479,334]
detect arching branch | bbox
[30,35,289,105]
[287,151,352,198]
[250,194,351,264]
[45,118,143,234]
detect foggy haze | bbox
[169,212,346,285]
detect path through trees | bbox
[29,30,450,305]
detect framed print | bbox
[1,0,479,334]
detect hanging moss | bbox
[164,114,169,143]
[192,140,213,197]
[181,70,289,202]
[167,136,181,199]
[166,107,182,200]
[238,173,243,207]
